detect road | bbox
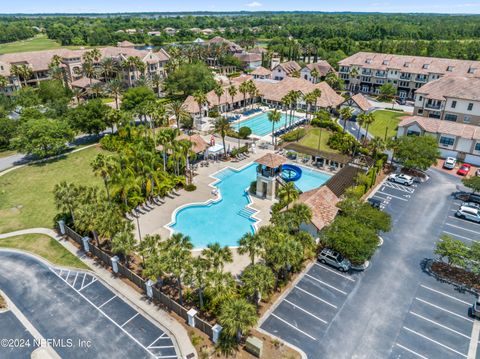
[0,250,179,359]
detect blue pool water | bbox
[168,163,331,248]
[234,112,300,136]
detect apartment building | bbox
[412,76,480,126]
[338,52,480,99]
[0,46,170,94]
[300,61,335,83]
[272,61,301,80]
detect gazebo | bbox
[254,153,287,200]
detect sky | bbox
[1,0,480,14]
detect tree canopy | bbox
[164,62,216,96]
[394,135,440,170]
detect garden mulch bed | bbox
[0,294,6,309]
[431,261,480,293]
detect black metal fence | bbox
[61,224,213,338]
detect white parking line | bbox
[79,277,97,291]
[383,181,415,193]
[403,327,468,358]
[375,191,408,201]
[295,286,337,309]
[283,299,328,324]
[305,274,348,295]
[64,270,71,281]
[121,313,139,327]
[410,311,470,339]
[443,231,478,243]
[72,272,79,287]
[270,313,317,341]
[314,263,355,282]
[98,295,117,309]
[155,355,177,359]
[80,273,86,289]
[415,297,474,322]
[420,284,472,305]
[148,335,166,348]
[445,222,480,235]
[395,343,428,359]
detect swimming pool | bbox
[167,163,331,248]
[234,112,300,136]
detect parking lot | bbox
[259,170,480,358]
[0,311,35,359]
[0,250,179,359]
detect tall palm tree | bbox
[304,92,316,120]
[72,87,85,104]
[107,79,123,110]
[214,116,231,157]
[363,112,376,144]
[89,81,103,98]
[228,85,237,111]
[138,233,162,266]
[238,232,264,266]
[281,94,292,130]
[368,136,386,160]
[110,169,141,211]
[53,181,80,224]
[219,298,258,343]
[82,61,95,86]
[310,68,319,83]
[213,84,224,114]
[287,90,301,126]
[163,232,193,305]
[91,154,115,202]
[311,88,322,116]
[241,264,275,310]
[247,80,258,109]
[188,257,210,309]
[239,81,249,110]
[11,64,32,87]
[268,109,281,147]
[201,242,233,272]
[193,90,207,119]
[111,230,136,267]
[356,112,368,141]
[166,100,189,130]
[265,236,304,289]
[339,107,353,132]
[277,182,299,208]
[151,73,162,97]
[100,57,117,81]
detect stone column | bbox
[81,237,90,252]
[57,220,65,235]
[146,279,154,298]
[111,256,119,274]
[212,324,223,343]
[187,308,198,328]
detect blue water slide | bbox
[281,164,303,182]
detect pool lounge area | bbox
[233,112,301,137]
[167,163,331,248]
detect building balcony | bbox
[375,72,387,77]
[361,70,372,76]
[415,77,428,82]
[425,103,442,110]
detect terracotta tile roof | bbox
[275,61,301,75]
[251,66,271,76]
[296,186,339,231]
[255,153,287,168]
[399,115,480,140]
[207,36,243,52]
[117,40,135,48]
[416,76,480,101]
[234,52,262,63]
[71,77,101,88]
[283,143,351,164]
[305,61,334,77]
[349,93,373,112]
[338,51,480,76]
[250,47,268,54]
[326,165,365,197]
[176,134,209,153]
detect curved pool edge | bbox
[164,161,263,248]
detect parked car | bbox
[461,202,480,210]
[388,173,414,186]
[367,198,382,209]
[471,297,480,319]
[443,157,457,170]
[318,248,351,272]
[455,206,480,223]
[457,164,471,176]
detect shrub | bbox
[249,180,257,194]
[238,126,252,139]
[311,118,342,132]
[184,184,197,192]
[281,128,306,142]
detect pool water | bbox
[168,163,331,248]
[234,112,300,136]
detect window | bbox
[468,67,476,74]
[475,143,480,151]
[451,101,457,108]
[464,116,471,124]
[407,130,421,136]
[417,109,424,115]
[444,114,458,122]
[383,60,389,65]
[468,103,474,111]
[447,66,454,72]
[365,59,372,64]
[439,136,455,146]
[418,96,423,101]
[423,64,429,69]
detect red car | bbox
[457,164,471,176]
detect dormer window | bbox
[365,59,372,64]
[404,62,410,67]
[447,66,454,72]
[468,67,476,74]
[382,60,389,65]
[422,64,429,69]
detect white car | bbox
[388,173,414,186]
[443,157,457,170]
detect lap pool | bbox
[167,163,331,248]
[233,112,301,136]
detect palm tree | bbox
[0,75,9,92]
[82,61,95,86]
[363,113,376,144]
[311,88,322,116]
[11,64,32,87]
[72,87,85,104]
[111,230,136,267]
[241,264,275,310]
[310,68,319,83]
[356,113,368,141]
[265,236,304,289]
[339,107,353,132]
[277,182,299,209]
[287,90,301,125]
[89,81,103,98]
[239,81,249,110]
[91,154,115,202]
[247,80,258,109]
[106,79,123,110]
[304,92,316,120]
[238,233,264,266]
[193,90,208,119]
[138,233,161,266]
[368,136,386,160]
[219,298,258,343]
[167,100,189,130]
[201,242,233,272]
[268,109,281,147]
[214,116,231,157]
[228,85,237,111]
[281,94,292,130]
[100,57,117,81]
[151,73,162,97]
[163,233,193,305]
[53,181,80,224]
[214,83,224,114]
[188,257,209,309]
[110,169,141,211]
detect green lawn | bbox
[0,234,88,269]
[0,146,104,234]
[0,150,16,159]
[298,128,338,153]
[368,110,405,140]
[0,34,86,54]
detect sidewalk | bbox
[0,228,197,359]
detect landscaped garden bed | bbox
[0,294,6,309]
[430,261,480,293]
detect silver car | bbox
[318,248,351,272]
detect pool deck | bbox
[135,136,275,275]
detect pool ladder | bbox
[238,207,256,219]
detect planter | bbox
[351,260,370,271]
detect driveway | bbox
[260,169,479,358]
[0,250,179,359]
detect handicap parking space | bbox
[371,180,419,212]
[50,268,178,359]
[0,311,35,359]
[441,198,480,245]
[260,262,359,358]
[391,277,475,359]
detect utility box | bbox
[245,336,263,358]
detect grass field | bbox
[298,128,338,153]
[0,150,16,159]
[368,110,406,139]
[0,234,88,269]
[0,146,104,234]
[0,34,85,54]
